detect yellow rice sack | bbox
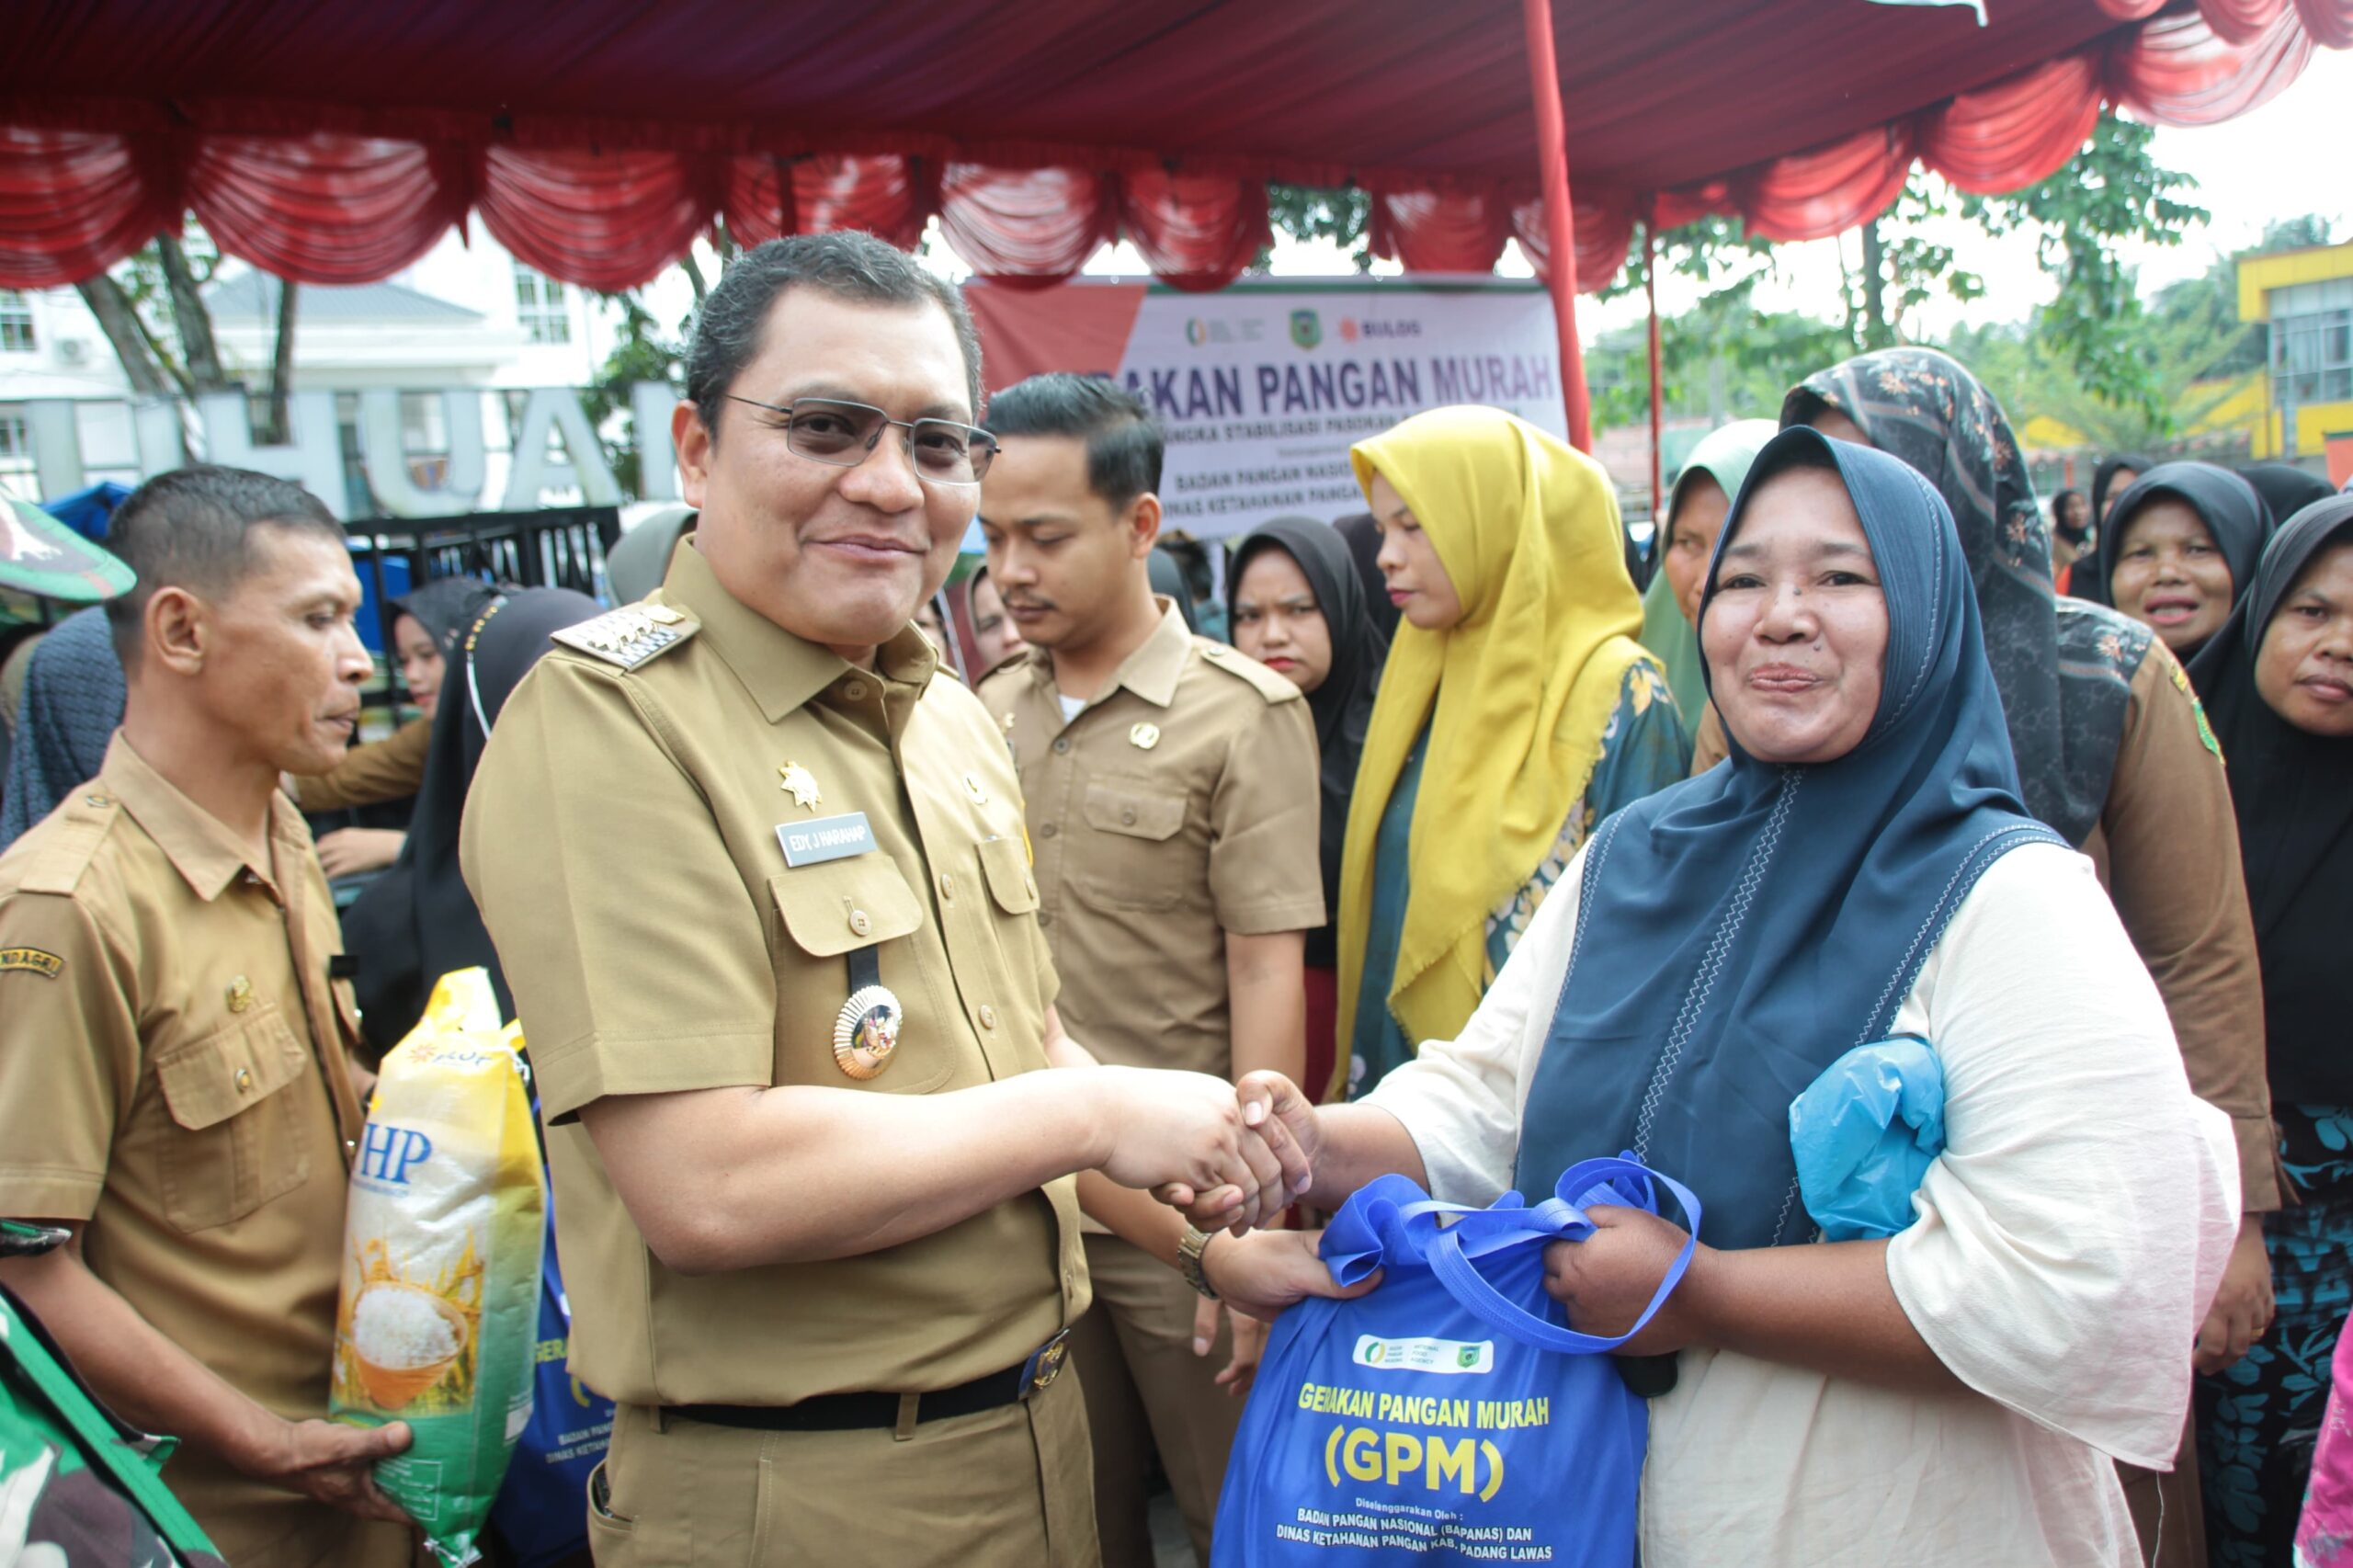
[331,969,545,1567]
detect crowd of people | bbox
[0,226,2348,1568]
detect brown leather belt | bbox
[666,1331,1071,1433]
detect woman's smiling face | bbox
[2109,497,2235,656]
[1702,462,1889,767]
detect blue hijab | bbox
[1513,428,2063,1249]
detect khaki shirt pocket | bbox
[152,1007,313,1233]
[1077,780,1189,910]
[768,855,949,1093]
[976,835,1040,915]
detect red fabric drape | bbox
[725,153,936,250]
[2110,4,2313,125]
[475,147,711,291]
[1737,121,1916,243]
[1920,49,2104,194]
[2093,0,2165,14]
[1507,193,1636,295]
[2197,0,2292,43]
[938,163,1115,289]
[2297,0,2353,49]
[1369,190,1514,273]
[0,128,176,288]
[189,132,465,284]
[1116,170,1269,293]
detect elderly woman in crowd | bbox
[1638,419,1776,723]
[1198,426,2238,1567]
[2095,461,2272,667]
[2187,496,2353,1565]
[1337,405,1688,1101]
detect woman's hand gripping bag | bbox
[1211,1157,1699,1567]
[331,969,547,1567]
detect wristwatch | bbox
[1176,1224,1220,1301]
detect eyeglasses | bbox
[726,395,997,484]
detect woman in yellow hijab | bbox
[1338,405,1689,1099]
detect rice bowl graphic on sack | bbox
[332,968,546,1568]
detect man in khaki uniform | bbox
[459,233,1313,1568]
[0,467,416,1568]
[976,375,1324,1566]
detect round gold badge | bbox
[832,984,904,1080]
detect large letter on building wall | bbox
[503,388,622,509]
[198,392,349,517]
[631,381,680,501]
[358,390,490,517]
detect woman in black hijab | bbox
[1226,516,1387,1102]
[342,587,601,1053]
[2078,453,2156,607]
[1333,512,1401,641]
[2186,496,2353,1566]
[2097,461,2273,667]
[2240,461,2335,527]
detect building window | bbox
[0,291,34,353]
[2274,308,2353,406]
[514,265,571,345]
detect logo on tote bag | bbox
[1351,1335,1495,1376]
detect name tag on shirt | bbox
[778,812,876,868]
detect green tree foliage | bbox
[1261,184,1374,272]
[583,293,688,497]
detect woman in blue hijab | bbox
[1190,428,2239,1567]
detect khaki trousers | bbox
[2119,1408,2208,1568]
[585,1369,1097,1568]
[1071,1232,1246,1567]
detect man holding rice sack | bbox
[0,468,416,1567]
[461,232,1316,1568]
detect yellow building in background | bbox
[2239,239,2353,465]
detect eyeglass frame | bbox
[723,393,999,485]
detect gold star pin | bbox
[226,975,255,1014]
[1129,722,1161,751]
[779,762,823,812]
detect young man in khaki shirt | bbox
[0,467,415,1568]
[460,234,1325,1568]
[976,375,1324,1566]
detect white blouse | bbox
[1361,840,2242,1568]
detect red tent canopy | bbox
[0,0,2341,298]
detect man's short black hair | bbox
[103,465,342,660]
[984,373,1163,511]
[684,232,983,437]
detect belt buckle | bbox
[1018,1331,1073,1398]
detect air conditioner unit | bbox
[55,338,90,365]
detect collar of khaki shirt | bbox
[1015,595,1191,713]
[657,538,939,721]
[100,733,299,902]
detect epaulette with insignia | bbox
[1196,639,1302,703]
[550,604,699,670]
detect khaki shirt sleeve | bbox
[0,891,141,1220]
[1207,697,1326,935]
[460,663,777,1123]
[2100,642,2280,1212]
[1691,701,1728,775]
[292,715,431,811]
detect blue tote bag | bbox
[1211,1156,1699,1567]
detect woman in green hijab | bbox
[1638,419,1778,721]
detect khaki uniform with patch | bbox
[978,601,1324,1566]
[0,737,409,1568]
[460,541,1092,1568]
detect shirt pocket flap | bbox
[976,835,1039,915]
[154,1011,310,1132]
[1082,781,1186,843]
[770,856,925,959]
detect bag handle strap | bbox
[1424,1157,1701,1356]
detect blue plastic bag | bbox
[1211,1156,1699,1567]
[1787,1036,1946,1242]
[486,1219,614,1568]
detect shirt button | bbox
[1051,736,1071,754]
[1038,910,1054,928]
[234,1067,254,1093]
[979,1005,998,1030]
[1120,807,1137,826]
[938,873,956,903]
[844,680,870,701]
[848,909,873,937]
[84,793,108,807]
[1039,822,1059,838]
